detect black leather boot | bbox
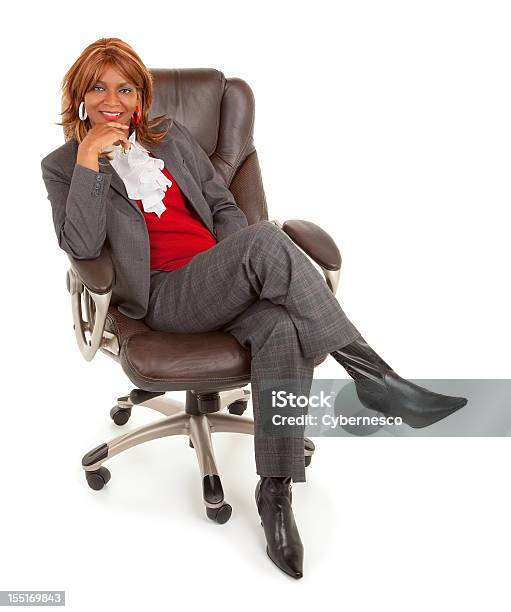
[255,476,304,579]
[330,335,468,428]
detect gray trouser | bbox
[144,220,361,482]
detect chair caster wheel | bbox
[228,400,247,416]
[110,406,132,426]
[85,466,111,490]
[304,455,312,467]
[206,503,232,524]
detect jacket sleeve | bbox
[41,157,112,259]
[175,121,249,242]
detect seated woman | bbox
[41,37,468,580]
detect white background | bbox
[1,0,509,609]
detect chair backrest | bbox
[149,68,268,226]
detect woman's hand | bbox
[79,122,130,160]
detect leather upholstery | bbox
[67,246,114,294]
[282,220,342,271]
[104,306,250,391]
[121,330,252,393]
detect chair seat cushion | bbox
[105,307,251,392]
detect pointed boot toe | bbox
[266,544,303,579]
[382,370,468,428]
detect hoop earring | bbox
[78,101,87,121]
[131,104,141,127]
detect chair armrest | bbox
[269,219,341,295]
[66,244,118,362]
[66,245,115,294]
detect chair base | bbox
[81,388,315,523]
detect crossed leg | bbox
[145,220,362,482]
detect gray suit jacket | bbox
[41,118,249,319]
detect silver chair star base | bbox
[81,387,315,524]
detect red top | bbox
[134,158,217,271]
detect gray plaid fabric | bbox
[145,220,361,482]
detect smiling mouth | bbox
[100,111,123,118]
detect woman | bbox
[41,38,468,580]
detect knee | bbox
[245,221,286,251]
[259,220,280,231]
[249,220,282,237]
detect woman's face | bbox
[84,64,139,128]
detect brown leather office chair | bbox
[67,69,343,524]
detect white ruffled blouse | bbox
[108,130,172,218]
